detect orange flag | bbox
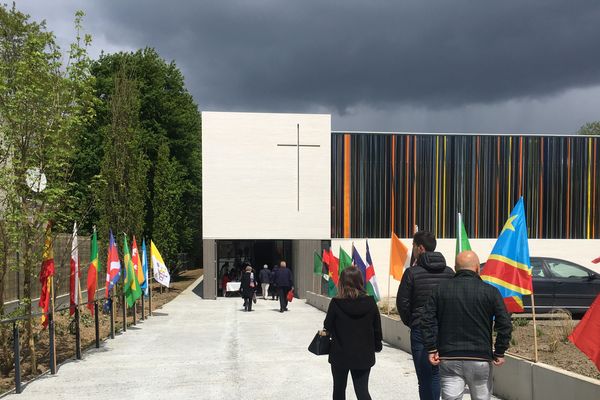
[389,232,409,281]
[568,293,600,370]
[39,222,55,328]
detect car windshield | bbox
[546,260,590,279]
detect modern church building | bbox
[201,111,600,300]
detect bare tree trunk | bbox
[22,235,36,375]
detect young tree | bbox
[152,141,185,268]
[81,49,201,266]
[97,66,148,247]
[0,5,95,374]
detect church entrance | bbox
[216,240,292,297]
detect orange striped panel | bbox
[343,134,351,238]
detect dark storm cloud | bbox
[78,0,600,113]
[18,0,600,124]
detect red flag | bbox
[39,222,54,328]
[568,294,600,370]
[592,256,600,264]
[329,251,340,285]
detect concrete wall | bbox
[202,239,217,299]
[202,111,331,240]
[292,240,322,298]
[305,291,600,400]
[332,238,600,298]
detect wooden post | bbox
[531,293,539,362]
[132,302,137,325]
[148,277,153,317]
[141,295,145,320]
[122,293,127,332]
[110,298,115,339]
[386,272,391,316]
[75,307,81,359]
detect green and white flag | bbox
[456,212,472,255]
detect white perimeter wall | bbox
[332,238,600,298]
[202,111,331,239]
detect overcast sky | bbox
[16,0,600,134]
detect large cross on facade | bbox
[277,124,320,211]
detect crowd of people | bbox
[221,260,295,313]
[322,230,512,400]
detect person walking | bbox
[273,261,293,312]
[259,264,271,300]
[270,263,280,301]
[396,230,454,400]
[240,266,256,312]
[324,266,382,400]
[421,251,512,400]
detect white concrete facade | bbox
[202,111,331,240]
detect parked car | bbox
[481,257,600,317]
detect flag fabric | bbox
[456,212,472,255]
[339,247,352,274]
[69,222,80,316]
[365,240,381,301]
[123,235,142,308]
[105,230,121,298]
[151,241,171,287]
[592,256,600,264]
[390,232,409,281]
[86,228,98,315]
[327,250,339,297]
[313,251,322,275]
[353,243,380,302]
[481,197,532,313]
[39,222,55,328]
[568,293,600,370]
[132,236,145,289]
[141,239,149,296]
[321,248,330,279]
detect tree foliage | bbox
[0,5,95,374]
[78,49,201,265]
[578,121,600,136]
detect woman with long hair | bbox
[324,266,383,400]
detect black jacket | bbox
[240,272,255,298]
[259,268,271,284]
[273,267,293,288]
[396,252,454,329]
[421,269,512,360]
[324,295,383,370]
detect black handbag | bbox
[308,330,331,355]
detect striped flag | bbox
[69,222,80,316]
[365,240,381,302]
[141,239,149,296]
[124,235,142,307]
[352,243,380,302]
[86,227,98,315]
[456,212,472,255]
[105,230,121,298]
[132,236,145,289]
[481,197,532,313]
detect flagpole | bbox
[50,275,57,372]
[387,272,391,316]
[531,293,539,362]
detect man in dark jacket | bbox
[421,250,512,400]
[273,261,294,312]
[396,231,454,400]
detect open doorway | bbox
[216,240,292,297]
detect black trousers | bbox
[243,297,252,311]
[278,286,290,311]
[331,365,372,400]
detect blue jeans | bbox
[411,328,440,400]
